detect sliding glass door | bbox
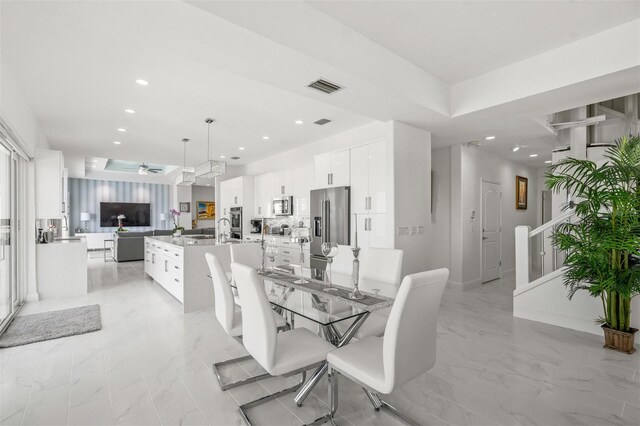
[0,142,13,328]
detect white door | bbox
[482,181,502,283]
[281,170,293,196]
[367,214,391,248]
[350,145,369,214]
[0,143,12,328]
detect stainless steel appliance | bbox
[249,218,262,234]
[272,196,293,216]
[310,186,350,271]
[230,207,242,240]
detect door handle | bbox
[165,260,168,272]
[482,236,488,240]
[258,206,261,214]
[281,185,284,195]
[324,200,331,242]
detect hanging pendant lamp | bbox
[175,138,196,186]
[195,118,226,178]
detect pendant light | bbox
[195,118,226,178]
[175,138,196,186]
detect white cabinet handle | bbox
[281,185,284,195]
[258,206,261,214]
[165,260,168,272]
[327,173,330,185]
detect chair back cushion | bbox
[231,262,277,372]
[205,253,236,334]
[383,268,448,392]
[230,243,262,270]
[331,244,358,277]
[360,248,403,289]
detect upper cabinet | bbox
[35,149,66,219]
[314,149,350,188]
[292,164,314,217]
[350,140,387,214]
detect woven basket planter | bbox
[602,325,637,354]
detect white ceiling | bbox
[1,0,639,172]
[308,0,640,84]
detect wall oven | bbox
[272,196,293,216]
[230,207,242,239]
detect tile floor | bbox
[1,257,639,426]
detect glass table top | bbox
[231,267,395,327]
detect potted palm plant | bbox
[546,135,640,354]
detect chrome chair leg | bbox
[212,355,271,391]
[238,370,308,426]
[363,388,419,426]
[303,366,338,426]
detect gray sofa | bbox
[113,228,216,262]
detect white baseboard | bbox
[513,304,602,336]
[447,278,482,291]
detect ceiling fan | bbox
[137,163,163,175]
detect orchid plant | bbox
[170,208,184,232]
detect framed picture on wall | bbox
[197,201,215,220]
[179,202,190,213]
[515,175,528,210]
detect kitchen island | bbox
[144,236,249,313]
[36,237,88,299]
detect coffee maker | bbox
[249,219,262,234]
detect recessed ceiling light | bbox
[512,146,520,152]
[220,155,226,159]
[545,160,552,164]
[117,128,126,132]
[124,109,136,114]
[206,184,210,186]
[529,154,538,158]
[113,141,122,145]
[485,136,496,140]
[238,147,245,150]
[295,120,303,125]
[135,79,149,86]
[91,159,98,163]
[262,136,270,140]
[92,165,96,168]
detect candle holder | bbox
[290,224,312,284]
[349,246,365,300]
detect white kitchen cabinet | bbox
[253,174,269,218]
[292,164,313,217]
[314,150,350,188]
[218,176,254,235]
[350,140,387,214]
[269,170,293,196]
[351,213,391,249]
[35,149,65,219]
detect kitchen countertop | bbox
[43,237,87,245]
[145,235,247,247]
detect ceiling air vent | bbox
[230,156,241,160]
[308,79,342,94]
[314,118,332,126]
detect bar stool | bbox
[205,253,287,391]
[319,268,449,426]
[231,262,335,425]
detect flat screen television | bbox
[100,202,151,227]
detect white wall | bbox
[430,147,451,270]
[446,145,539,288]
[191,185,215,229]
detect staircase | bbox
[513,210,607,336]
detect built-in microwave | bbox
[272,196,293,216]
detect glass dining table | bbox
[226,265,395,406]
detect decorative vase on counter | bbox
[173,229,182,237]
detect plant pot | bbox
[173,229,182,237]
[602,325,637,354]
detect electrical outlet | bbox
[417,225,425,235]
[397,226,410,236]
[410,226,417,236]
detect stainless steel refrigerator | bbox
[310,186,350,271]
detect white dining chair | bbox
[333,248,403,341]
[206,253,288,391]
[330,244,358,276]
[230,242,263,269]
[231,262,335,425]
[318,268,449,426]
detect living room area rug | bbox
[0,305,102,348]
